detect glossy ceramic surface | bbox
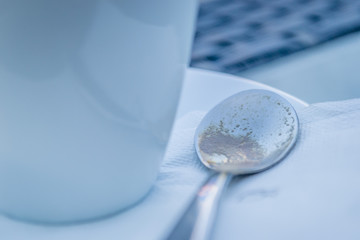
[0,0,198,223]
[0,68,308,240]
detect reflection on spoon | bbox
[167,89,299,240]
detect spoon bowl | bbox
[167,89,299,240]
[195,89,299,174]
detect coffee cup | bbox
[0,0,198,223]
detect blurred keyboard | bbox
[191,0,360,74]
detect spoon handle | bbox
[166,172,232,240]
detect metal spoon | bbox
[167,89,299,240]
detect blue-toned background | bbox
[191,0,360,102]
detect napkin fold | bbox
[2,98,360,240]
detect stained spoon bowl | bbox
[195,89,299,174]
[167,89,299,240]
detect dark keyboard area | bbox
[191,0,360,74]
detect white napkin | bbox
[160,98,360,240]
[2,99,360,240]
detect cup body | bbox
[0,0,197,223]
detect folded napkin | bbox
[2,98,360,240]
[155,98,360,240]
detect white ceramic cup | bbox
[0,0,197,223]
